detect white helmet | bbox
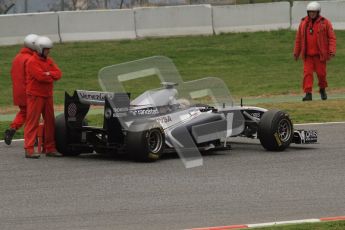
[307,1,321,12]
[24,34,39,50]
[35,36,53,55]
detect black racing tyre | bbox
[55,113,87,156]
[257,109,293,151]
[126,121,165,162]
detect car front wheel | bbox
[257,109,293,151]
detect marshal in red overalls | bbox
[24,36,62,157]
[293,2,336,101]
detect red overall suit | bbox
[24,53,62,154]
[294,16,336,93]
[10,47,34,130]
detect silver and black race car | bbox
[55,56,317,168]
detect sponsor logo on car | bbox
[78,91,113,102]
[250,112,261,118]
[130,108,159,116]
[304,130,318,141]
[156,115,172,124]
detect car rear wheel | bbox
[257,109,293,151]
[55,113,89,156]
[126,121,165,162]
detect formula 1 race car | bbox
[55,56,317,168]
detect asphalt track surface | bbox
[0,123,344,230]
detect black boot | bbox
[320,88,327,100]
[302,92,312,101]
[4,128,16,145]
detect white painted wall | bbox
[0,12,59,46]
[292,0,345,30]
[213,2,290,34]
[1,1,345,46]
[134,4,213,37]
[58,9,136,42]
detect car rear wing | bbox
[64,90,131,144]
[64,90,120,128]
[64,90,130,117]
[64,91,92,124]
[74,90,116,105]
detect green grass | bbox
[257,99,345,123]
[1,30,345,138]
[253,220,345,230]
[1,30,345,107]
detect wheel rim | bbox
[148,129,163,154]
[277,118,292,142]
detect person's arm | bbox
[327,21,336,57]
[28,60,53,83]
[293,23,303,60]
[10,56,17,78]
[46,58,62,81]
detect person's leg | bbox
[315,57,328,100]
[4,106,27,145]
[10,105,27,130]
[24,95,43,157]
[302,56,314,101]
[42,97,61,156]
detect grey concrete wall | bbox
[0,12,59,46]
[58,9,136,42]
[213,2,290,34]
[1,1,345,46]
[292,0,345,30]
[134,4,213,37]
